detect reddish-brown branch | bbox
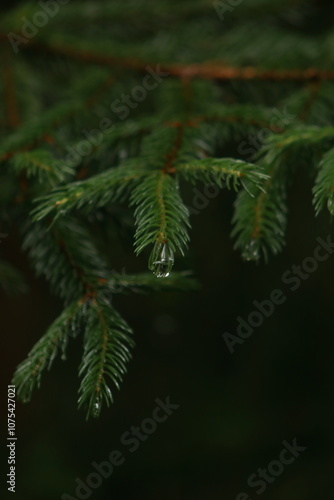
[163,126,184,174]
[14,40,334,82]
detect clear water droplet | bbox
[149,242,174,278]
[242,240,260,262]
[92,393,102,418]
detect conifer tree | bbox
[2,0,334,418]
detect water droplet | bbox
[149,242,174,278]
[242,240,260,262]
[92,393,102,418]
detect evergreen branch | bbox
[78,300,134,419]
[104,270,199,293]
[137,127,185,171]
[193,104,295,130]
[232,178,288,262]
[5,0,334,421]
[21,40,334,82]
[23,217,110,301]
[156,79,213,120]
[130,171,190,276]
[188,115,284,133]
[313,147,334,215]
[0,0,218,30]
[0,70,112,160]
[31,164,144,221]
[70,117,158,173]
[231,127,334,261]
[282,82,334,127]
[10,150,74,185]
[0,101,82,160]
[261,126,334,151]
[12,300,84,403]
[163,126,184,174]
[177,158,269,192]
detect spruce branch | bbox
[0,100,82,160]
[313,147,334,216]
[177,158,269,192]
[23,217,110,301]
[232,126,334,261]
[264,126,334,150]
[130,171,190,277]
[4,0,334,420]
[31,164,144,221]
[0,70,113,160]
[78,299,134,419]
[232,178,288,262]
[105,270,199,293]
[12,299,85,403]
[10,150,74,185]
[18,40,334,82]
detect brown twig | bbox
[14,40,334,82]
[163,126,184,175]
